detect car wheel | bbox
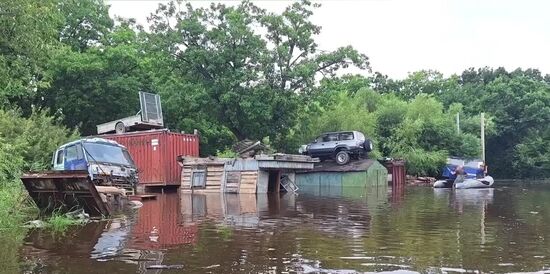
[115,122,126,134]
[335,150,350,165]
[363,139,373,152]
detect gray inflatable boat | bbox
[433,176,494,189]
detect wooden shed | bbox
[178,155,317,194]
[179,157,227,192]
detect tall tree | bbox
[146,0,368,153]
[58,0,114,52]
[0,0,62,104]
[37,23,149,135]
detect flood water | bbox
[16,185,550,273]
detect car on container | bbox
[299,131,373,165]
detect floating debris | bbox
[339,256,375,260]
[129,200,143,208]
[146,264,184,269]
[23,220,46,228]
[361,263,412,268]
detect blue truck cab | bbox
[52,138,138,187]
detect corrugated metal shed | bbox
[101,129,199,186]
[295,160,388,192]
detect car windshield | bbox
[83,142,134,166]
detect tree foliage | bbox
[36,24,148,135]
[0,0,62,104]
[145,0,368,154]
[0,108,78,180]
[368,67,550,178]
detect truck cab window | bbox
[56,150,64,165]
[65,145,78,161]
[65,144,84,162]
[75,144,84,160]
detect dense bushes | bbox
[0,108,78,175]
[290,89,482,176]
[0,108,78,229]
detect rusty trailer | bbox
[20,171,111,217]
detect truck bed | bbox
[20,170,112,216]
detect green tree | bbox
[0,0,62,104]
[480,75,550,177]
[514,129,550,178]
[146,0,368,153]
[58,0,114,52]
[36,24,149,135]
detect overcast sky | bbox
[107,0,550,79]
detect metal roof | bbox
[58,138,126,149]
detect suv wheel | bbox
[335,150,350,165]
[363,139,373,152]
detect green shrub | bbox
[0,108,79,172]
[216,148,238,158]
[0,107,79,239]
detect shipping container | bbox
[101,129,199,186]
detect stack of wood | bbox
[233,139,268,158]
[406,175,436,186]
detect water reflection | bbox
[19,186,550,273]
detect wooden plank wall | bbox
[203,165,224,192]
[238,171,259,194]
[180,164,225,192]
[181,164,193,191]
[181,162,259,193]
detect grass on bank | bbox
[45,210,87,233]
[0,185,36,233]
[1,185,86,233]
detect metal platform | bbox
[20,171,111,217]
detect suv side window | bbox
[316,135,325,142]
[323,133,338,142]
[339,132,354,141]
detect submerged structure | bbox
[178,154,318,194]
[295,159,388,196]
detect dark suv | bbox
[299,131,373,165]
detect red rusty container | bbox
[101,129,199,186]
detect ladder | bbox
[280,175,299,193]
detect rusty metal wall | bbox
[102,129,199,185]
[385,160,406,188]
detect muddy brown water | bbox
[16,185,550,273]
